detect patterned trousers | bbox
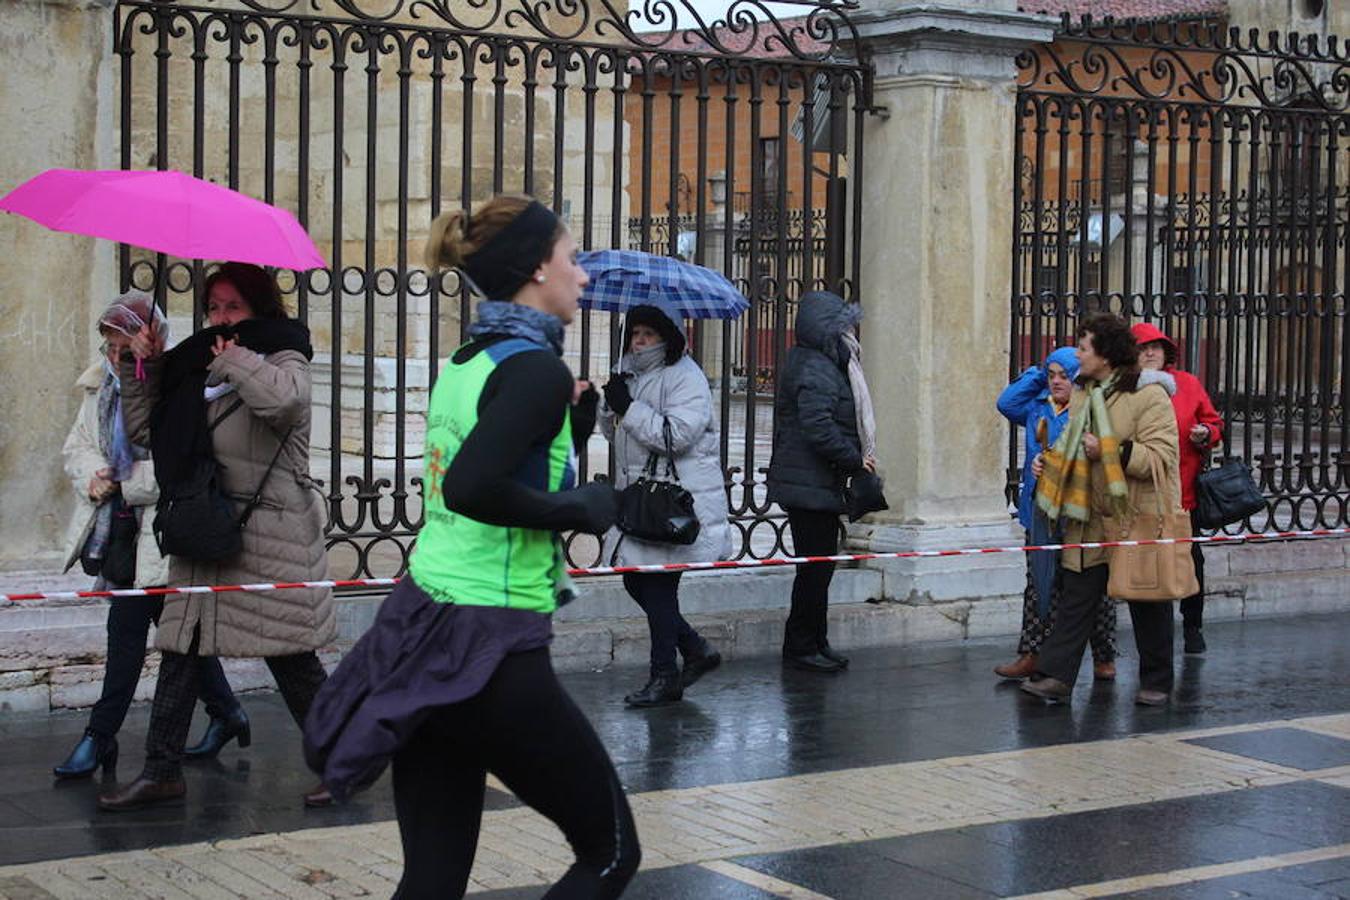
[142,628,327,782]
[1016,558,1118,660]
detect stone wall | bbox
[0,0,117,574]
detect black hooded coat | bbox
[765,291,865,513]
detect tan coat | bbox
[61,363,170,588]
[120,345,336,657]
[1061,369,1183,573]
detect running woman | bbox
[305,195,639,899]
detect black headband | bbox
[461,201,560,300]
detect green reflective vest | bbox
[409,338,575,613]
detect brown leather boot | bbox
[97,776,186,812]
[994,654,1038,680]
[1093,660,1117,681]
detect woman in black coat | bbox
[767,291,876,673]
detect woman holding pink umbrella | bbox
[96,263,336,811]
[54,291,248,780]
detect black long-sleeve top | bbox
[440,337,605,533]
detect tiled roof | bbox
[1018,0,1226,18]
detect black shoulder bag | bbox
[843,469,888,523]
[1194,455,1266,529]
[616,419,701,545]
[153,399,293,561]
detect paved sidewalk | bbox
[2,613,1349,898]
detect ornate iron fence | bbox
[1012,16,1349,532]
[112,0,872,577]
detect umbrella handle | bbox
[135,358,145,381]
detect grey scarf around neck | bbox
[622,342,667,376]
[467,300,566,356]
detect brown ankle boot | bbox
[994,654,1038,680]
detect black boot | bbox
[184,708,251,760]
[818,642,850,669]
[54,729,118,779]
[1183,627,1206,655]
[680,642,722,689]
[624,672,684,708]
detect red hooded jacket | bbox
[1132,323,1224,510]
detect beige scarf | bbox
[839,330,876,460]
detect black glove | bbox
[569,482,619,535]
[603,375,633,416]
[571,385,600,447]
[574,384,599,414]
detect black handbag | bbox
[100,504,140,585]
[843,469,888,523]
[616,419,701,545]
[80,496,139,584]
[1194,456,1266,529]
[153,399,292,561]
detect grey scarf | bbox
[85,366,149,565]
[468,300,566,355]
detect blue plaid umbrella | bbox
[577,249,749,320]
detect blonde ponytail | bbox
[425,209,471,272]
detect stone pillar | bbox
[845,2,1055,604]
[0,0,117,575]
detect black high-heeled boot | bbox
[53,729,118,779]
[184,708,251,760]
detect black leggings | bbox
[391,647,640,900]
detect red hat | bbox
[1130,322,1176,349]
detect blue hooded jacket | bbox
[997,346,1080,531]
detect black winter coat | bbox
[766,292,864,513]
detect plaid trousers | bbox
[142,630,327,782]
[1016,560,1118,660]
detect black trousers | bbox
[87,595,238,740]
[783,508,842,657]
[623,572,705,676]
[1014,560,1118,660]
[1180,510,1207,630]
[142,629,328,782]
[391,648,640,900]
[1037,565,1175,692]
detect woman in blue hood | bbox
[993,347,1117,681]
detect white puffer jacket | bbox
[599,347,733,567]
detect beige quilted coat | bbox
[120,345,336,657]
[61,362,170,588]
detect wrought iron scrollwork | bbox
[143,0,863,62]
[1022,16,1350,112]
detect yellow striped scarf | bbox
[1035,375,1128,523]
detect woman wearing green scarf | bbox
[1022,313,1183,707]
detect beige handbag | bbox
[1105,455,1199,601]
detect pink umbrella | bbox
[0,168,327,271]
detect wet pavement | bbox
[2,611,1349,898]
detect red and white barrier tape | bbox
[3,527,1347,604]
